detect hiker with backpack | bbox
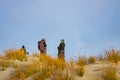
[57,39,65,61]
[38,38,47,54]
[43,38,47,53]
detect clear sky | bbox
[0,0,120,59]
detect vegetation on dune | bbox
[76,55,87,77]
[0,49,72,80]
[104,49,120,64]
[0,48,120,80]
[102,66,118,80]
[88,56,96,64]
[4,49,27,61]
[77,55,87,67]
[32,67,52,80]
[0,59,10,71]
[76,66,85,77]
[98,54,104,61]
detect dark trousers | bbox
[58,50,65,61]
[40,49,46,54]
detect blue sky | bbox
[0,0,120,59]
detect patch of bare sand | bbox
[72,61,112,80]
[0,67,15,80]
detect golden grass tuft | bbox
[0,59,10,71]
[32,67,52,80]
[11,64,26,80]
[4,49,27,61]
[31,54,70,80]
[77,55,87,67]
[47,67,74,80]
[88,56,96,64]
[102,66,118,80]
[76,66,85,77]
[76,55,86,77]
[10,58,41,79]
[24,62,40,77]
[104,49,120,64]
[39,54,66,70]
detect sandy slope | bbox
[0,57,120,80]
[0,56,39,80]
[0,66,15,80]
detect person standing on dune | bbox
[57,39,65,61]
[38,38,47,54]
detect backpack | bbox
[39,41,45,51]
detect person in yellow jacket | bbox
[20,45,28,61]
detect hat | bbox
[61,39,64,43]
[22,45,25,48]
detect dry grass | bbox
[0,59,10,71]
[104,49,120,64]
[0,54,4,59]
[4,49,27,61]
[77,55,87,67]
[98,54,104,61]
[11,61,41,79]
[88,56,96,64]
[25,62,40,77]
[7,55,41,79]
[12,70,26,80]
[32,54,72,80]
[76,66,85,77]
[32,67,52,80]
[0,54,67,80]
[1,48,120,80]
[39,54,66,70]
[53,71,73,80]
[10,64,26,80]
[102,66,118,80]
[75,55,87,77]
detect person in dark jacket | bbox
[57,39,65,61]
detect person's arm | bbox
[43,42,47,47]
[38,41,40,50]
[58,43,61,50]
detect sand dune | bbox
[0,56,120,80]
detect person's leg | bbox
[58,50,60,59]
[61,50,65,61]
[40,50,44,54]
